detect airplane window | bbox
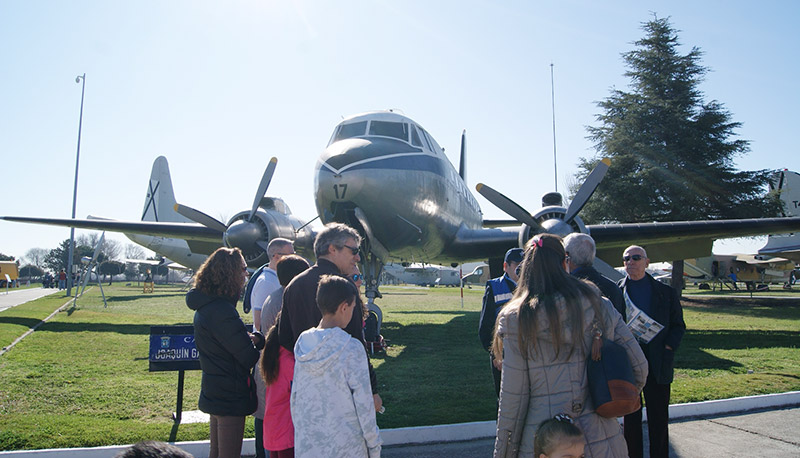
[420,128,435,152]
[369,121,409,141]
[410,126,423,147]
[334,121,368,142]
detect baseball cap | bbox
[504,248,523,264]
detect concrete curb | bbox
[2,391,798,457]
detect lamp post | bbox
[66,73,86,296]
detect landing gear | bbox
[360,247,387,354]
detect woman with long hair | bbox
[492,234,647,457]
[186,247,264,458]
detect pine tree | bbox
[575,16,781,224]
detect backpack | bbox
[242,263,269,313]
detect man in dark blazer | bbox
[563,233,625,319]
[619,245,686,458]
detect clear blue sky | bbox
[1,1,797,264]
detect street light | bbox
[66,73,86,296]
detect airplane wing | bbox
[1,216,222,243]
[590,216,800,264]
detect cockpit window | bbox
[334,121,368,142]
[410,125,423,147]
[368,121,409,141]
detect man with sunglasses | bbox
[618,245,686,458]
[478,247,523,398]
[278,223,382,412]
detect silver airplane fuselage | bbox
[315,111,483,264]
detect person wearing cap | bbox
[478,247,523,397]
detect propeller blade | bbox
[593,256,624,282]
[476,183,543,231]
[249,157,278,221]
[174,204,227,233]
[564,158,611,224]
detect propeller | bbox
[477,158,612,246]
[249,157,278,221]
[476,183,544,231]
[563,158,610,224]
[174,204,227,233]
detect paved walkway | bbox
[0,287,61,313]
[381,406,800,457]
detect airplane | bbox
[758,169,800,263]
[684,253,795,290]
[3,156,317,272]
[6,110,800,311]
[382,262,479,287]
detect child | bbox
[260,314,295,458]
[534,414,586,458]
[291,275,382,458]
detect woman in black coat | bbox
[186,247,264,458]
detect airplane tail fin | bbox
[760,170,800,255]
[141,156,190,223]
[770,169,800,217]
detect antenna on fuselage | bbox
[459,130,467,182]
[550,62,558,193]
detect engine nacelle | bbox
[517,205,589,248]
[224,205,316,268]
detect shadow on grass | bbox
[374,310,497,428]
[682,297,800,321]
[0,317,43,329]
[388,310,478,316]
[104,294,182,303]
[676,329,797,371]
[0,317,188,336]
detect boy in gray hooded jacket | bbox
[291,275,382,458]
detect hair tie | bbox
[554,413,574,424]
[535,237,544,248]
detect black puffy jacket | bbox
[186,288,260,416]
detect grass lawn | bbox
[0,283,798,450]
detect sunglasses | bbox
[352,274,362,282]
[342,244,360,256]
[623,254,644,262]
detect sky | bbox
[1,0,798,265]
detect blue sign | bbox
[149,325,201,372]
[149,333,198,362]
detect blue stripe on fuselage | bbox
[321,153,448,177]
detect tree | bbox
[124,243,146,261]
[0,253,14,261]
[574,16,781,225]
[44,239,95,273]
[25,248,49,268]
[98,261,126,284]
[20,265,45,279]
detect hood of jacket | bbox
[294,327,352,374]
[185,288,237,311]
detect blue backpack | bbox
[242,264,269,313]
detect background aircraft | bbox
[759,169,800,263]
[6,110,800,310]
[684,253,795,289]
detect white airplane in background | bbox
[759,169,800,263]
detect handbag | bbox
[586,321,641,418]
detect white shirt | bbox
[250,267,280,312]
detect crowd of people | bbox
[181,222,684,458]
